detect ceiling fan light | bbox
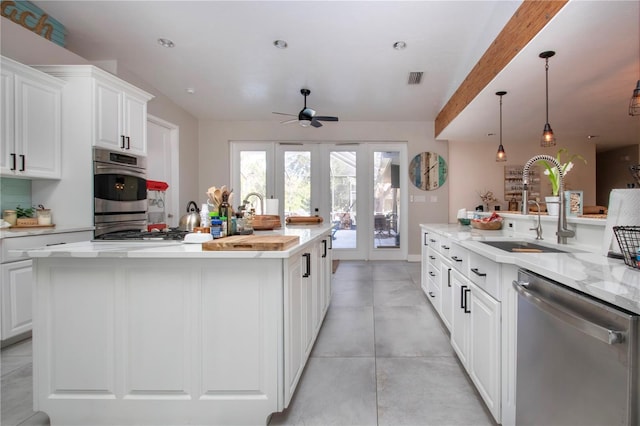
[629,80,640,116]
[541,122,556,147]
[299,119,311,128]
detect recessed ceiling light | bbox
[186,88,195,94]
[393,41,407,50]
[273,40,288,49]
[157,38,175,48]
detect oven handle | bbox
[512,280,626,345]
[94,164,146,178]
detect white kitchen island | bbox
[19,225,333,426]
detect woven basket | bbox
[471,220,503,230]
[16,217,38,226]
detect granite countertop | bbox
[420,223,640,314]
[14,224,333,260]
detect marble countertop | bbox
[14,224,333,259]
[420,223,640,314]
[0,225,94,239]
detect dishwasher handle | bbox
[512,280,626,345]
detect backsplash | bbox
[0,178,32,212]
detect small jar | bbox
[36,208,52,225]
[3,209,17,226]
[210,214,223,239]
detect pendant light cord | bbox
[500,94,503,145]
[545,58,550,123]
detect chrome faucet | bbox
[242,192,264,214]
[522,154,574,244]
[528,200,543,240]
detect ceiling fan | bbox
[273,88,339,128]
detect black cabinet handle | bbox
[19,154,25,171]
[428,291,435,298]
[460,285,467,309]
[447,268,451,287]
[430,238,436,243]
[322,239,327,258]
[451,256,463,262]
[441,245,450,250]
[121,135,126,149]
[471,268,486,277]
[429,271,436,277]
[429,255,436,260]
[464,288,471,313]
[46,242,67,246]
[126,136,131,149]
[10,153,16,170]
[302,253,311,277]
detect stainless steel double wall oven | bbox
[93,147,147,237]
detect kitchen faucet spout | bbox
[242,192,264,215]
[522,154,575,244]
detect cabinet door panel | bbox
[1,69,14,174]
[16,75,61,178]
[450,270,469,367]
[439,261,453,331]
[95,81,123,149]
[2,260,33,339]
[123,94,147,155]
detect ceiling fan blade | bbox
[315,116,339,122]
[310,119,323,128]
[272,112,297,117]
[280,119,298,125]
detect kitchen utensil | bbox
[178,201,200,231]
[285,216,324,224]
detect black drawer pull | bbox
[429,271,436,277]
[471,268,487,277]
[429,238,436,243]
[441,245,450,250]
[451,256,463,262]
[428,291,435,298]
[429,255,436,260]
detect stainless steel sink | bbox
[479,240,568,253]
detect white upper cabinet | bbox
[1,56,63,179]
[95,78,149,155]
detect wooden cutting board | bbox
[202,235,300,251]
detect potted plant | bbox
[541,148,586,216]
[15,205,37,226]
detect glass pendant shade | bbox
[540,122,556,147]
[496,144,506,162]
[630,80,640,116]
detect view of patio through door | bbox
[231,142,407,260]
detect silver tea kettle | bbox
[178,201,200,231]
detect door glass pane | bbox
[330,151,356,249]
[284,151,311,216]
[240,151,266,214]
[373,151,400,249]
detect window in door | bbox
[330,151,357,249]
[373,151,400,249]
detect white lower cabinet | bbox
[451,269,471,366]
[1,260,32,339]
[438,251,453,331]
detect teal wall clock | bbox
[409,152,447,191]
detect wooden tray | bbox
[202,235,299,251]
[9,224,55,229]
[252,215,281,230]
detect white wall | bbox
[198,120,448,258]
[448,138,597,223]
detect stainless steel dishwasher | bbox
[513,269,638,426]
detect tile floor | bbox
[1,260,494,426]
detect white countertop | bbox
[15,224,333,259]
[0,225,94,239]
[421,223,640,314]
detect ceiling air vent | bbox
[408,72,423,85]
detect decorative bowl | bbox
[471,220,503,230]
[458,218,471,226]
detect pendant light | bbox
[539,51,556,147]
[630,6,640,116]
[495,91,507,162]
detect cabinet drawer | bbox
[424,232,440,250]
[427,248,440,269]
[467,250,500,300]
[448,242,468,275]
[1,231,92,263]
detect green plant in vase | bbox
[16,205,35,218]
[541,148,586,196]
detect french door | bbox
[231,141,407,260]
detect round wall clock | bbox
[409,152,448,191]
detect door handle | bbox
[10,153,16,170]
[322,239,327,258]
[19,154,25,171]
[302,253,311,277]
[463,288,471,313]
[121,135,126,149]
[471,268,486,277]
[126,136,131,149]
[460,285,467,309]
[447,268,451,287]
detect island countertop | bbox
[15,224,333,259]
[420,223,640,314]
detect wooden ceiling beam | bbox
[434,0,568,138]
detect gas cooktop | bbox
[94,228,189,241]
